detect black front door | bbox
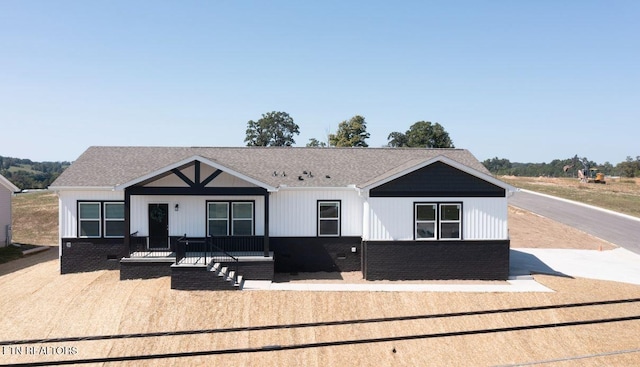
[148,203,169,248]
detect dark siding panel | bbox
[120,260,173,280]
[60,238,127,274]
[371,161,505,197]
[271,237,361,273]
[170,266,239,291]
[363,240,510,280]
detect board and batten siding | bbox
[364,197,508,241]
[130,195,265,237]
[58,190,125,238]
[0,187,12,246]
[269,189,363,237]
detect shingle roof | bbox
[50,146,492,189]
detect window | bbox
[104,203,125,238]
[318,201,340,236]
[440,204,461,239]
[208,202,229,236]
[415,203,462,240]
[415,204,436,239]
[207,201,254,236]
[232,202,254,236]
[78,201,125,238]
[79,202,101,237]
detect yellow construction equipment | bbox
[578,160,606,184]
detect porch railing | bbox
[174,235,263,265]
[128,232,173,257]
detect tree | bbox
[387,121,454,148]
[386,131,408,148]
[328,115,370,147]
[616,156,640,178]
[245,111,300,146]
[306,138,327,147]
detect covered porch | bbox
[118,158,276,289]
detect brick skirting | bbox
[60,238,126,274]
[363,240,510,280]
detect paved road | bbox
[509,190,640,255]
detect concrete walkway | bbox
[244,248,640,292]
[243,278,553,292]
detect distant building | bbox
[0,174,20,247]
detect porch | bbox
[120,235,274,290]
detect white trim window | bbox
[415,203,462,240]
[415,203,437,240]
[208,202,229,236]
[207,201,255,236]
[439,204,461,239]
[79,202,101,238]
[318,201,340,237]
[104,202,125,238]
[232,202,254,236]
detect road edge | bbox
[518,189,640,223]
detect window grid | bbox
[318,201,341,237]
[207,201,254,237]
[414,202,462,241]
[79,202,101,238]
[104,202,125,238]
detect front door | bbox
[148,203,169,249]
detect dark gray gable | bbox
[369,161,505,197]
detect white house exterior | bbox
[50,146,514,289]
[0,174,20,247]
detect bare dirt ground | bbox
[1,196,637,366]
[508,206,617,250]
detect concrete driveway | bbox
[511,248,640,286]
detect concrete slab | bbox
[512,248,640,286]
[243,248,640,292]
[242,278,552,293]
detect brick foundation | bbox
[363,240,510,280]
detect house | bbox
[49,146,515,290]
[0,174,20,247]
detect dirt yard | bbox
[1,197,637,366]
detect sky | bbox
[1,1,638,164]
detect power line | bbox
[1,315,639,367]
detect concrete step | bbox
[227,270,236,282]
[218,266,228,276]
[235,275,244,290]
[212,262,221,272]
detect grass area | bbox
[12,190,59,246]
[0,245,23,264]
[501,176,640,218]
[7,164,39,174]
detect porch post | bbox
[124,189,131,255]
[263,192,270,257]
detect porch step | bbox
[209,262,244,290]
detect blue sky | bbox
[1,1,638,164]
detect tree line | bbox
[4,111,638,188]
[482,156,640,178]
[245,111,454,149]
[0,156,70,189]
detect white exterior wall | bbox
[364,196,508,241]
[269,189,363,237]
[58,190,125,238]
[130,195,264,237]
[58,190,265,238]
[0,187,11,246]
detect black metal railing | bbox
[128,233,173,257]
[175,235,263,264]
[209,236,264,257]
